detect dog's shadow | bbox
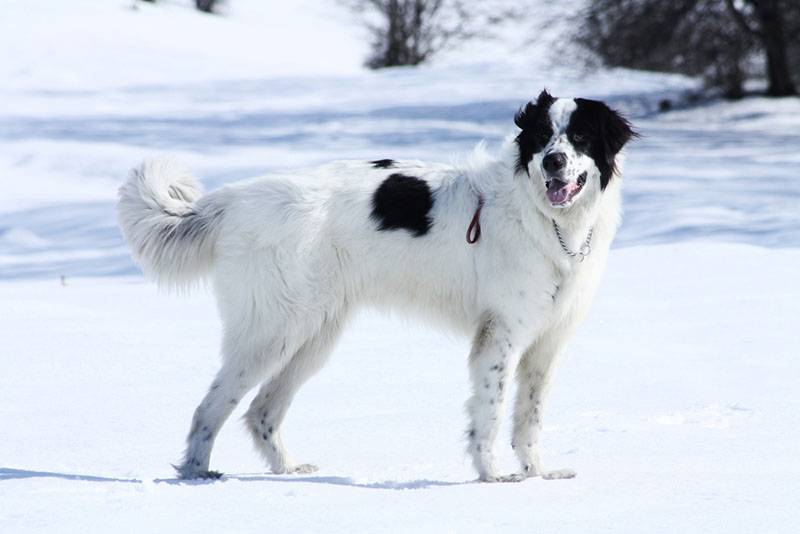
[221,474,467,490]
[0,467,141,484]
[154,473,468,490]
[1,467,467,490]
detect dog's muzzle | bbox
[545,172,587,206]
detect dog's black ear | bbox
[602,106,637,162]
[514,101,536,129]
[514,89,556,130]
[536,89,555,108]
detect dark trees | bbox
[345,0,517,69]
[577,0,798,98]
[136,0,220,15]
[726,0,797,95]
[195,0,219,14]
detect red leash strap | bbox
[466,195,484,244]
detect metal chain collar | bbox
[552,219,593,262]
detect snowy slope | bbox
[0,0,364,91]
[1,1,799,532]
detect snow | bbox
[3,244,799,533]
[1,1,799,532]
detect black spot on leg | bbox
[268,426,274,434]
[229,399,237,405]
[467,428,476,438]
[203,433,212,442]
[370,159,396,169]
[551,284,560,302]
[262,433,269,441]
[371,174,434,237]
[201,426,208,432]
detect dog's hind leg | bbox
[511,331,576,480]
[244,312,346,474]
[175,332,294,480]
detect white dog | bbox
[117,89,635,482]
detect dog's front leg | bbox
[465,315,520,482]
[511,336,576,480]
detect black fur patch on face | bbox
[371,173,433,237]
[567,99,637,190]
[514,89,556,175]
[370,159,396,169]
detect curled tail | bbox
[117,158,223,289]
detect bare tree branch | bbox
[724,0,762,36]
[342,0,520,69]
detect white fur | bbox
[117,98,624,482]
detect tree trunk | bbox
[750,0,797,96]
[196,0,216,13]
[385,0,402,66]
[724,65,745,100]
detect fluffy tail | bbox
[117,158,223,289]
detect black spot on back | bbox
[370,159,396,169]
[514,89,556,175]
[567,98,637,190]
[371,173,433,237]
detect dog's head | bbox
[514,89,636,210]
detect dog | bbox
[117,89,635,482]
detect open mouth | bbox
[545,172,587,206]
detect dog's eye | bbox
[572,133,586,143]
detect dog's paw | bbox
[480,473,526,483]
[520,463,576,480]
[173,463,224,480]
[287,463,318,474]
[541,468,576,480]
[271,463,318,475]
[197,469,225,480]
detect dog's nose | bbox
[543,152,566,174]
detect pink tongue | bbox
[547,179,579,204]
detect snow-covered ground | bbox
[1,1,799,532]
[3,244,799,533]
